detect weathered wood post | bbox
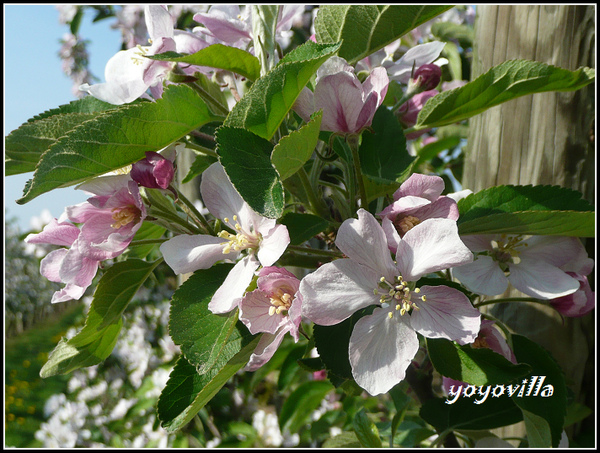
[464,5,595,442]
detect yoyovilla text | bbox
[445,376,554,405]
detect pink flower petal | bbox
[452,255,509,296]
[239,290,286,335]
[209,255,259,314]
[256,223,290,267]
[160,234,231,275]
[393,173,445,202]
[335,209,397,279]
[245,326,291,371]
[25,219,80,247]
[508,257,580,299]
[409,285,481,345]
[300,258,381,326]
[396,218,473,281]
[349,307,419,395]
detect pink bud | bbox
[412,63,441,91]
[130,151,175,189]
[549,273,595,317]
[397,89,438,139]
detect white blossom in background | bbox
[252,410,284,447]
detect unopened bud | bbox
[411,63,442,91]
[130,151,175,189]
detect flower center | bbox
[111,206,140,229]
[471,336,489,349]
[374,275,425,319]
[268,289,294,316]
[131,45,148,65]
[489,234,528,269]
[217,215,261,255]
[394,215,421,235]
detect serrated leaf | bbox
[522,409,553,448]
[224,41,341,140]
[314,5,453,65]
[40,259,160,377]
[5,96,119,175]
[415,60,595,130]
[457,185,595,237]
[157,337,260,432]
[147,44,261,81]
[279,380,334,433]
[271,110,322,180]
[169,263,255,374]
[216,126,284,219]
[426,338,531,386]
[17,84,220,205]
[510,334,567,448]
[359,106,411,182]
[353,409,382,448]
[279,212,329,245]
[420,395,523,432]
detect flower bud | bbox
[549,273,595,317]
[130,151,175,190]
[396,89,438,139]
[411,63,441,91]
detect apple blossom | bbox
[452,234,588,299]
[386,41,446,84]
[239,266,302,370]
[80,5,208,104]
[294,56,389,135]
[300,209,480,395]
[25,219,100,303]
[378,173,459,252]
[65,174,147,261]
[159,163,290,314]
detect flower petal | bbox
[452,255,509,296]
[160,234,231,275]
[393,173,445,201]
[349,307,419,395]
[300,259,380,326]
[335,209,397,279]
[239,290,286,335]
[245,326,291,372]
[200,163,247,226]
[396,218,473,280]
[25,218,80,247]
[256,223,290,267]
[508,257,579,299]
[409,285,481,345]
[209,255,259,314]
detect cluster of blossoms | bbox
[26,4,592,426]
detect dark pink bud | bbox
[412,63,441,91]
[131,151,175,190]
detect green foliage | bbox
[17,84,220,205]
[314,5,453,64]
[40,259,161,377]
[457,184,595,237]
[415,59,595,130]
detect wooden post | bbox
[464,5,595,443]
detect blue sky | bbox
[4,5,123,231]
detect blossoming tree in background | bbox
[5,4,596,448]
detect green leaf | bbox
[40,259,161,377]
[157,337,260,432]
[420,395,523,432]
[279,212,329,245]
[5,96,119,175]
[457,185,595,237]
[353,409,382,448]
[426,338,531,386]
[359,106,411,182]
[17,84,220,205]
[279,380,334,433]
[216,126,284,219]
[271,111,323,180]
[522,409,553,448]
[169,263,255,374]
[415,60,595,130]
[510,334,568,448]
[314,5,453,64]
[313,306,375,381]
[224,41,341,140]
[322,432,362,448]
[128,221,166,259]
[147,44,261,81]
